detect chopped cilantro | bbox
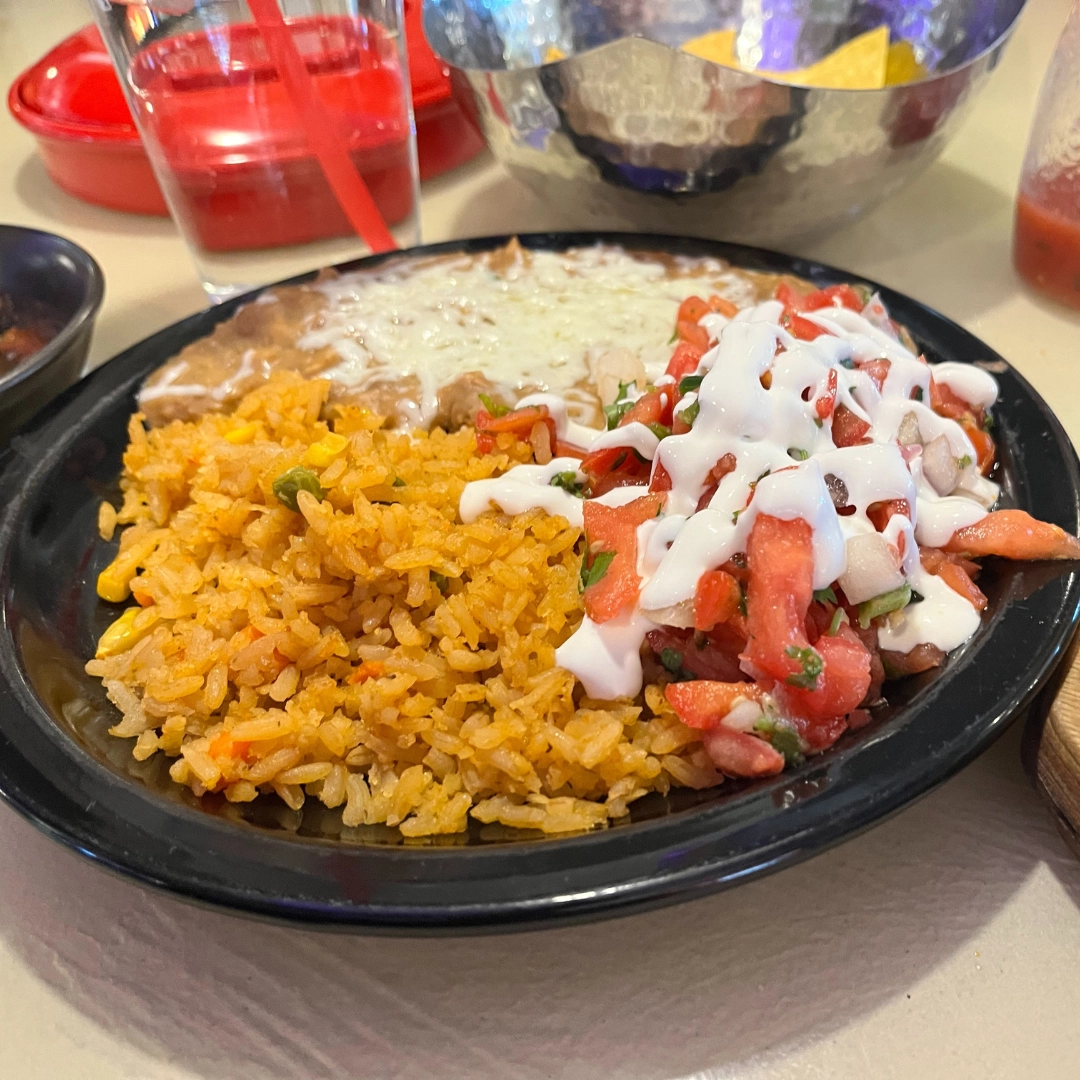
[983,411,994,432]
[857,584,912,629]
[755,718,805,767]
[749,468,770,491]
[668,328,679,345]
[392,476,406,487]
[550,471,586,497]
[813,586,837,604]
[678,399,700,427]
[647,422,672,441]
[678,374,704,396]
[814,416,824,428]
[913,386,924,402]
[839,358,856,370]
[659,648,684,675]
[827,606,849,636]
[604,400,635,430]
[431,571,449,593]
[738,580,748,618]
[784,645,823,691]
[580,550,616,591]
[788,448,809,461]
[958,454,973,470]
[478,393,510,418]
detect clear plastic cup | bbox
[1014,1,1080,309]
[92,0,420,302]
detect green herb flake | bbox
[580,550,616,591]
[602,382,638,430]
[550,471,586,497]
[788,447,809,461]
[611,450,628,471]
[813,586,837,605]
[392,476,406,487]
[857,583,912,629]
[678,399,701,427]
[647,422,672,441]
[913,386,924,402]
[738,580,748,618]
[784,645,824,691]
[659,648,684,675]
[814,416,824,428]
[678,374,704,396]
[755,718,805,767]
[272,467,325,513]
[840,358,856,370]
[478,393,511,418]
[958,454,973,470]
[983,411,994,432]
[827,606,849,636]
[668,328,679,345]
[431,571,449,594]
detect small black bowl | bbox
[0,224,104,445]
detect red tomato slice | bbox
[831,404,871,447]
[781,310,829,341]
[693,570,742,631]
[943,509,1080,561]
[650,462,673,492]
[960,419,995,475]
[815,368,838,421]
[619,389,673,429]
[803,284,864,313]
[677,295,711,325]
[776,623,871,727]
[857,358,891,392]
[646,625,748,684]
[677,320,711,351]
[929,376,977,422]
[581,493,665,622]
[702,726,785,777]
[866,499,912,532]
[743,514,816,686]
[776,281,810,312]
[665,341,705,381]
[665,680,764,730]
[708,294,740,318]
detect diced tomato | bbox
[619,389,672,429]
[672,412,693,436]
[919,547,988,609]
[580,445,651,497]
[881,642,946,679]
[695,453,738,512]
[677,295,711,325]
[665,341,705,381]
[803,284,864,313]
[848,620,886,705]
[781,310,829,341]
[677,320,711,351]
[555,441,587,460]
[776,281,810,311]
[650,462,673,492]
[693,570,742,632]
[665,679,765,729]
[929,376,978,422]
[702,726,785,778]
[708,294,739,318]
[743,514,816,685]
[475,404,557,458]
[944,509,1080,561]
[858,358,891,392]
[646,625,748,684]
[832,404,871,447]
[581,493,665,622]
[815,368,838,421]
[866,499,912,532]
[776,623,872,727]
[960,419,995,475]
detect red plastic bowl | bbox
[8,13,484,220]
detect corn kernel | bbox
[95,608,146,658]
[97,566,132,603]
[224,422,260,445]
[302,432,349,467]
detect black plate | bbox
[0,233,1077,933]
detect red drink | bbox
[1014,170,1080,309]
[128,16,414,255]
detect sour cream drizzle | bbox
[460,295,1000,700]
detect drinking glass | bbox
[92,0,421,302]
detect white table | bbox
[3,2,1080,1077]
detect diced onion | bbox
[838,533,905,606]
[921,433,960,496]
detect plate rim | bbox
[0,230,1077,932]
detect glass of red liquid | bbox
[92,0,420,302]
[1014,2,1080,309]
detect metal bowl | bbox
[423,0,1027,244]
[0,225,104,445]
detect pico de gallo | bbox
[459,279,1080,780]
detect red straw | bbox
[247,0,399,254]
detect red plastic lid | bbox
[11,12,453,144]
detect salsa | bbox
[0,295,55,371]
[1014,170,1080,309]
